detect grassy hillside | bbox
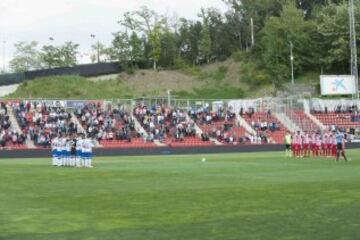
[6,76,134,100]
[5,59,318,100]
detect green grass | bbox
[1,151,360,240]
[6,76,134,100]
[174,84,245,99]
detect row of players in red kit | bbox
[285,131,344,159]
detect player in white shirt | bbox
[69,137,77,167]
[60,136,68,166]
[76,135,83,167]
[55,136,63,166]
[82,137,94,168]
[51,136,59,166]
[64,138,72,167]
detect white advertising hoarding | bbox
[320,75,357,96]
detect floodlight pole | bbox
[290,41,295,93]
[250,17,255,47]
[349,0,359,100]
[2,41,5,73]
[90,34,100,63]
[97,41,100,63]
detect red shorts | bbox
[303,144,309,150]
[322,144,327,149]
[293,144,301,151]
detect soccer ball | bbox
[202,158,206,162]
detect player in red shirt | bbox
[321,132,328,157]
[330,132,337,157]
[326,132,333,157]
[303,131,311,158]
[310,132,316,157]
[314,132,322,158]
[293,131,302,158]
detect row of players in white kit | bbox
[51,136,94,168]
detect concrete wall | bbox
[1,144,360,159]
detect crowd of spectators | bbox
[249,118,280,133]
[311,105,358,114]
[189,105,251,144]
[13,101,77,147]
[134,104,199,143]
[75,103,140,142]
[189,105,236,125]
[311,105,360,122]
[1,102,26,147]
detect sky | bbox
[0,0,227,71]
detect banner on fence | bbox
[320,75,357,95]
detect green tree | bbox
[199,9,212,63]
[296,0,342,18]
[111,32,131,62]
[58,42,79,67]
[129,32,144,65]
[39,42,79,68]
[260,3,317,91]
[90,42,109,63]
[224,0,285,48]
[148,23,163,70]
[316,2,360,73]
[39,45,61,68]
[9,41,41,72]
[178,19,202,65]
[159,29,177,67]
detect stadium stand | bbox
[134,104,214,147]
[312,112,360,130]
[189,105,250,144]
[308,99,360,139]
[286,110,320,132]
[0,101,27,149]
[2,98,360,151]
[241,109,288,144]
[13,101,77,148]
[75,102,155,148]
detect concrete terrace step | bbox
[236,113,256,135]
[70,112,86,134]
[185,113,222,146]
[70,112,102,148]
[131,112,166,146]
[9,108,34,149]
[306,112,326,130]
[274,112,300,133]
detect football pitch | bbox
[1,151,360,240]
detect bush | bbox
[193,85,245,99]
[124,66,135,75]
[240,61,270,88]
[213,66,228,81]
[173,58,188,70]
[232,51,252,62]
